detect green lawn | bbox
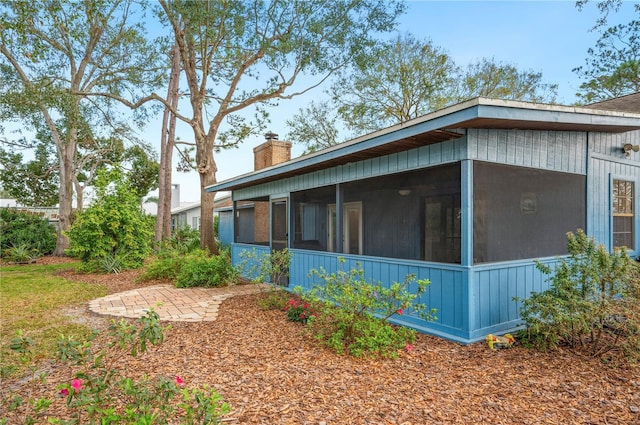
[0,263,107,377]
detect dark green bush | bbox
[518,230,639,360]
[0,208,56,258]
[175,250,236,288]
[157,226,201,257]
[137,254,183,282]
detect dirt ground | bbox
[3,257,640,424]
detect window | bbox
[473,162,586,263]
[613,179,634,249]
[292,164,461,263]
[192,216,200,230]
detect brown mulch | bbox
[3,257,640,424]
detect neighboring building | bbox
[586,92,640,114]
[207,97,640,343]
[170,189,231,232]
[0,199,60,224]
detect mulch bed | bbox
[3,257,640,424]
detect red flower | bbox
[397,308,403,315]
[175,375,185,387]
[71,379,83,393]
[405,343,415,352]
[59,388,69,397]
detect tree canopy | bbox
[288,34,558,147]
[574,19,640,102]
[0,0,165,254]
[334,33,457,134]
[285,101,341,154]
[157,0,405,254]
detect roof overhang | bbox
[207,97,640,192]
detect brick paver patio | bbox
[89,284,268,322]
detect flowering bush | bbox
[300,259,436,358]
[3,309,230,424]
[284,298,315,323]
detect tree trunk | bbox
[155,43,180,244]
[199,147,219,255]
[54,138,76,256]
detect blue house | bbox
[209,97,640,343]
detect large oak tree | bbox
[157,0,405,254]
[0,0,164,255]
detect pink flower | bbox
[175,375,185,387]
[71,379,83,393]
[397,308,403,315]
[405,343,415,352]
[59,388,69,397]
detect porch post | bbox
[461,160,474,338]
[232,200,237,243]
[336,183,344,253]
[461,160,473,267]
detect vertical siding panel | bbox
[441,270,455,327]
[397,150,408,170]
[486,130,498,162]
[477,129,489,160]
[496,130,508,163]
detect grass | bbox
[0,263,107,378]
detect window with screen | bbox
[613,179,635,249]
[473,162,586,263]
[292,164,461,263]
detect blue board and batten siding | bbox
[228,128,639,343]
[588,131,640,253]
[233,136,467,200]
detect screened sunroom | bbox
[211,98,640,343]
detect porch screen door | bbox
[328,202,362,255]
[271,198,289,286]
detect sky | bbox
[2,1,636,205]
[157,0,637,203]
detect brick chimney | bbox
[253,132,292,170]
[253,132,292,243]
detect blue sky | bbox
[5,1,635,204]
[163,0,636,202]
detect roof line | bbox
[206,97,640,193]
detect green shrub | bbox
[256,289,289,311]
[138,254,183,282]
[158,226,201,256]
[3,310,230,424]
[236,247,290,284]
[2,243,38,263]
[301,259,435,358]
[284,298,314,323]
[517,230,639,359]
[175,250,236,288]
[66,170,153,272]
[0,208,56,258]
